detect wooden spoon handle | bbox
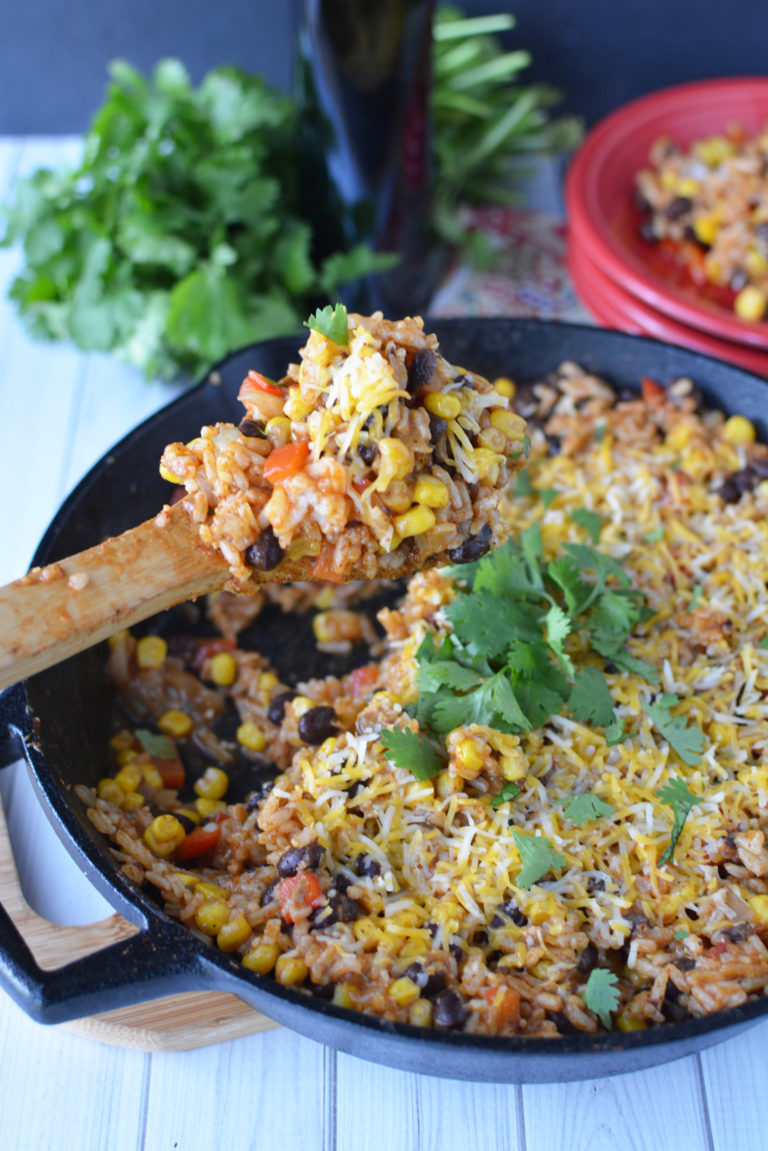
[0,503,229,692]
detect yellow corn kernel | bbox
[424,392,462,420]
[665,422,694,451]
[530,960,551,980]
[353,917,381,948]
[157,709,193,739]
[436,770,458,799]
[217,911,252,953]
[114,762,143,794]
[194,880,229,899]
[388,976,421,1006]
[209,651,238,687]
[393,505,436,539]
[693,135,734,166]
[676,177,700,197]
[291,696,314,719]
[123,791,146,811]
[195,797,228,818]
[97,778,125,806]
[745,247,768,277]
[492,376,516,398]
[455,738,485,774]
[471,448,502,483]
[175,806,202,826]
[194,899,230,936]
[660,169,678,190]
[159,464,183,484]
[616,1010,646,1032]
[265,416,291,446]
[110,730,134,752]
[413,475,450,508]
[236,721,266,751]
[135,635,168,669]
[312,612,336,644]
[258,671,280,692]
[194,766,229,801]
[144,814,186,857]
[409,998,433,1027]
[378,437,414,483]
[242,941,281,974]
[274,954,309,986]
[116,747,139,767]
[734,285,768,322]
[283,388,313,421]
[332,983,354,1009]
[692,212,720,246]
[722,414,757,445]
[172,871,198,887]
[489,408,524,439]
[381,480,414,513]
[749,894,768,923]
[141,762,164,790]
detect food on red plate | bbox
[635,126,768,322]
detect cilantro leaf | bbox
[570,507,602,544]
[135,728,176,758]
[604,716,627,745]
[644,526,665,542]
[583,968,620,1028]
[433,671,532,735]
[645,694,706,766]
[607,648,660,684]
[379,727,444,780]
[673,927,689,941]
[560,792,614,826]
[539,488,558,508]
[514,467,535,496]
[688,583,704,610]
[658,776,701,865]
[490,781,521,808]
[304,302,349,345]
[568,666,615,726]
[511,831,566,888]
[545,603,573,674]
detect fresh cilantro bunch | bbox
[0,60,392,380]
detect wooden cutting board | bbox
[0,796,278,1051]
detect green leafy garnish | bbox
[560,792,614,826]
[645,694,706,767]
[688,583,705,610]
[379,727,444,780]
[658,776,702,865]
[135,728,176,758]
[673,927,690,941]
[510,831,566,888]
[583,968,620,1028]
[643,526,665,543]
[305,303,349,346]
[570,508,602,545]
[759,636,768,650]
[490,781,521,808]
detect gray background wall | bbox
[2,1,767,134]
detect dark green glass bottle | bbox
[295,0,439,315]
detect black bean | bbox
[684,906,700,920]
[244,526,285,571]
[260,877,279,906]
[445,523,493,565]
[664,195,693,221]
[661,978,689,1023]
[407,348,437,392]
[428,413,447,442]
[550,1010,580,1036]
[433,989,468,1030]
[297,705,337,745]
[276,841,324,877]
[354,852,381,877]
[730,269,750,292]
[448,942,465,963]
[673,956,697,972]
[307,980,335,1000]
[490,899,528,928]
[751,457,768,479]
[174,811,198,834]
[723,923,752,943]
[359,442,378,466]
[322,890,364,925]
[267,689,297,725]
[587,875,606,894]
[238,417,266,438]
[576,942,599,975]
[404,962,447,999]
[245,780,274,812]
[717,467,757,504]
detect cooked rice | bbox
[78,363,768,1039]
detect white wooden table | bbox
[0,135,765,1151]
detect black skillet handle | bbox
[0,682,211,1023]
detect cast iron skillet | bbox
[1,318,767,1084]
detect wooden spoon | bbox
[0,501,356,693]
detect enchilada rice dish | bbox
[159,306,528,588]
[78,363,768,1039]
[635,125,768,322]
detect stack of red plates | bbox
[565,77,768,375]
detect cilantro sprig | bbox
[583,968,620,1028]
[657,776,702,865]
[511,831,566,888]
[378,727,444,781]
[305,303,349,346]
[560,792,614,826]
[645,694,706,767]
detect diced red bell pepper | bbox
[263,440,311,484]
[174,823,221,862]
[278,871,324,923]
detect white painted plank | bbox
[0,993,148,1151]
[522,1055,712,1151]
[143,1026,332,1149]
[700,1021,768,1151]
[337,1053,523,1151]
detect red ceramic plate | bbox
[569,243,768,377]
[566,77,768,349]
